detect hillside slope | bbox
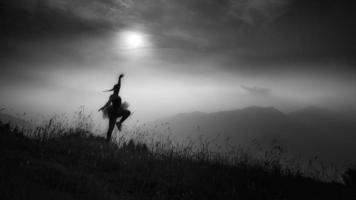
[0,122,354,200]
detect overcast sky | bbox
[0,0,355,122]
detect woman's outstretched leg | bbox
[107,117,116,142]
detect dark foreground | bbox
[0,123,355,200]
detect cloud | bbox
[228,0,292,25]
[0,0,293,37]
[0,0,294,65]
[241,85,271,97]
[1,0,355,70]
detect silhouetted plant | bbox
[342,167,356,188]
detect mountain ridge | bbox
[150,106,356,164]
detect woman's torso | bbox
[110,95,122,108]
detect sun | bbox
[119,31,148,49]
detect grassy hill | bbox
[0,122,355,200]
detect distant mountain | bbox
[152,106,298,143]
[289,106,356,133]
[287,107,356,163]
[150,106,356,164]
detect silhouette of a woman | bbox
[99,74,131,141]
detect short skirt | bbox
[102,102,129,119]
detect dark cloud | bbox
[250,0,356,66]
[0,0,292,37]
[0,0,122,38]
[1,0,355,71]
[228,0,292,25]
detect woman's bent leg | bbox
[116,109,131,131]
[118,109,131,124]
